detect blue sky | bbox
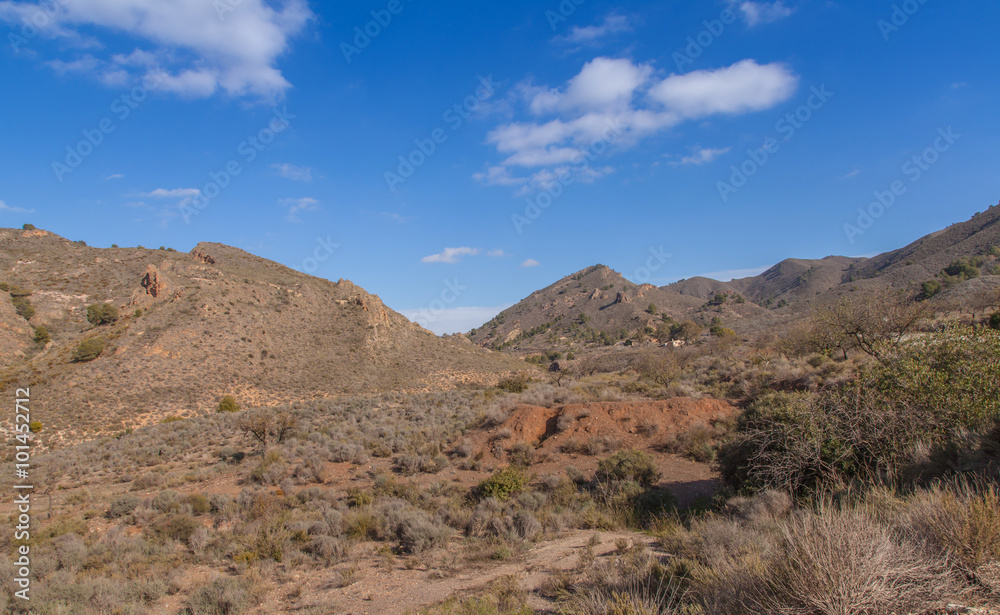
[1,0,997,334]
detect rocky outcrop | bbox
[192,250,216,265]
[130,264,174,306]
[614,291,631,304]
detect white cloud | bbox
[146,188,199,199]
[520,259,541,268]
[530,57,653,114]
[477,57,797,188]
[105,174,124,180]
[272,163,312,181]
[487,249,507,257]
[0,200,34,214]
[736,1,795,27]
[421,247,479,264]
[278,197,319,222]
[648,60,798,118]
[674,147,731,166]
[0,0,312,99]
[840,169,862,179]
[557,13,632,46]
[399,305,510,336]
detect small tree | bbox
[87,303,118,326]
[217,395,240,413]
[671,320,702,343]
[646,303,657,315]
[820,289,928,360]
[72,337,105,362]
[237,409,297,456]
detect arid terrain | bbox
[1,208,999,614]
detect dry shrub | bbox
[182,576,250,615]
[901,480,1000,578]
[702,504,958,615]
[561,549,684,615]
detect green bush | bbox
[918,279,942,300]
[497,372,529,393]
[72,337,105,362]
[990,312,1000,331]
[942,257,981,280]
[28,421,42,433]
[33,325,50,344]
[86,302,118,326]
[7,285,34,320]
[595,449,661,487]
[217,395,240,413]
[719,326,1000,495]
[476,467,529,502]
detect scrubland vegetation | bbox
[3,279,999,613]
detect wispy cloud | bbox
[520,258,541,268]
[0,0,313,100]
[674,147,731,166]
[557,13,632,46]
[272,163,313,182]
[105,174,124,180]
[421,247,479,264]
[840,169,862,179]
[487,249,508,257]
[734,1,795,27]
[0,200,34,214]
[278,197,320,222]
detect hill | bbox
[472,203,1000,352]
[0,228,522,444]
[468,264,770,352]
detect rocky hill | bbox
[468,264,770,352]
[472,203,1000,352]
[0,228,522,444]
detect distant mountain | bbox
[666,256,865,308]
[0,229,521,444]
[473,203,1000,352]
[468,264,769,352]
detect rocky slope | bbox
[0,229,522,444]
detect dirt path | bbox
[272,529,662,615]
